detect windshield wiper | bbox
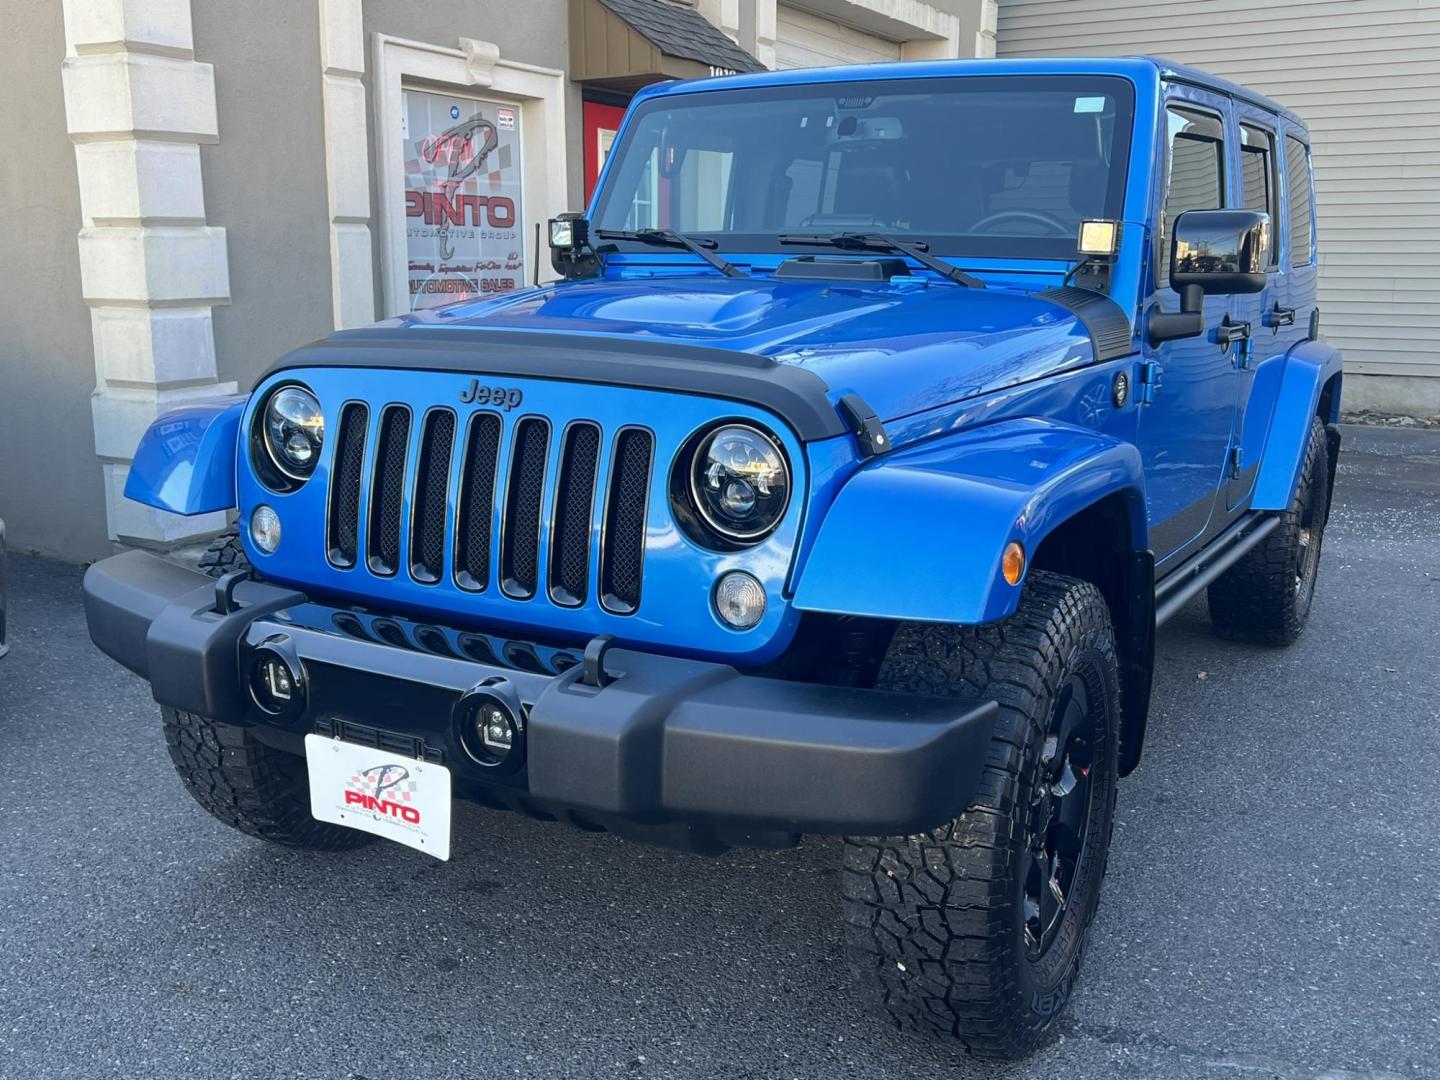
[778,233,985,288]
[595,229,745,278]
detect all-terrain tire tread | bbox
[197,530,249,579]
[842,571,1119,1060]
[162,706,373,851]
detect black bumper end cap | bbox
[84,550,304,719]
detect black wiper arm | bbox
[595,228,745,278]
[778,232,985,289]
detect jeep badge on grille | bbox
[460,380,524,410]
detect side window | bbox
[1285,135,1314,267]
[1161,106,1226,285]
[1240,122,1279,267]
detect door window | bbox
[1240,123,1279,266]
[1160,106,1225,285]
[1285,135,1315,267]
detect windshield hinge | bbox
[837,393,891,458]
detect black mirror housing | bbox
[1170,209,1270,297]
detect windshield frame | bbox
[590,74,1137,263]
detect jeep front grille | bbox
[326,407,653,614]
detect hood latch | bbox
[837,393,891,458]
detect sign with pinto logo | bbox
[304,735,452,860]
[403,89,526,311]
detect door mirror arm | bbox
[1147,283,1205,346]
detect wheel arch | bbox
[1252,340,1343,512]
[1030,492,1155,776]
[793,421,1155,773]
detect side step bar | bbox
[1154,512,1282,627]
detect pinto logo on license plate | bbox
[304,735,452,860]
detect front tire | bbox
[197,529,248,579]
[1208,414,1331,645]
[842,571,1121,1059]
[162,707,374,851]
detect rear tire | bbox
[162,707,374,851]
[842,571,1121,1059]
[1208,415,1330,645]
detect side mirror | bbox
[1149,209,1270,346]
[548,213,598,280]
[1171,209,1270,297]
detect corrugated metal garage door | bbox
[776,4,903,69]
[996,0,1440,383]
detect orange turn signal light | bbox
[1002,541,1026,586]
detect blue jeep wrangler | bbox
[83,57,1340,1058]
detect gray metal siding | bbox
[997,0,1440,379]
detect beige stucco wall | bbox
[193,2,336,395]
[0,4,112,561]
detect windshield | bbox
[592,76,1134,260]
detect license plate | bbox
[304,734,452,860]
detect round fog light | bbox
[250,504,281,554]
[714,571,766,630]
[457,689,525,770]
[247,645,304,719]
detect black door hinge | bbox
[1227,445,1244,479]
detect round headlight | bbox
[687,424,790,544]
[262,385,324,481]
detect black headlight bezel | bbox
[669,421,791,550]
[250,382,324,492]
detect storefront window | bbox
[402,89,526,310]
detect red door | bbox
[583,101,627,203]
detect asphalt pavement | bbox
[1,423,1436,1080]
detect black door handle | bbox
[1216,318,1251,346]
[1267,303,1297,327]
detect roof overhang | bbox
[569,0,765,94]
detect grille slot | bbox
[410,409,456,584]
[549,422,601,606]
[454,412,503,591]
[600,428,653,614]
[327,403,368,568]
[500,418,551,599]
[367,406,411,576]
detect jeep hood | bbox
[389,276,1106,425]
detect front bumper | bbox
[84,551,996,849]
